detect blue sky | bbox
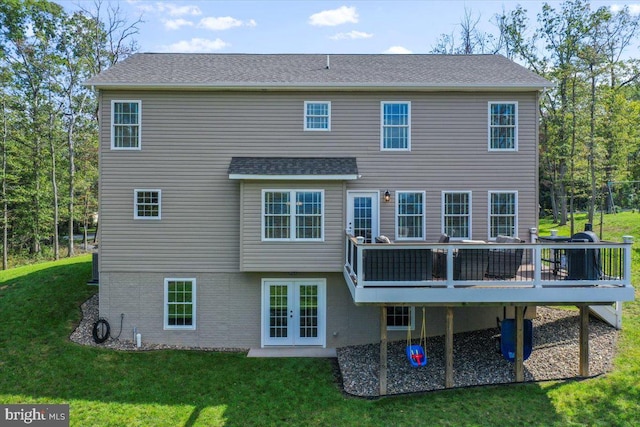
[63,1,640,54]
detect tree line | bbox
[433,0,640,234]
[0,0,139,267]
[2,0,639,267]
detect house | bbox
[86,54,634,364]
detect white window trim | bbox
[164,278,196,330]
[441,191,472,241]
[134,189,161,220]
[261,189,325,242]
[303,101,331,131]
[387,306,416,331]
[487,191,518,240]
[111,100,142,150]
[488,101,518,152]
[395,190,426,241]
[380,101,411,151]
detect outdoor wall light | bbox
[384,190,391,203]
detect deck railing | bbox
[344,234,633,290]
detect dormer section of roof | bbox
[228,157,359,181]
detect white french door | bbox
[262,279,326,347]
[347,191,380,243]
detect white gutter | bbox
[84,82,552,92]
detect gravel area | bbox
[70,294,248,353]
[71,296,618,397]
[337,307,619,397]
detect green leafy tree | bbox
[0,0,139,266]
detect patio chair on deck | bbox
[453,245,489,280]
[486,235,524,279]
[432,234,449,279]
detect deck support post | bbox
[445,306,454,388]
[380,306,388,396]
[515,306,524,382]
[579,305,589,377]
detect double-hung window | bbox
[489,191,518,239]
[304,101,331,131]
[381,101,410,150]
[263,190,324,241]
[111,100,141,149]
[387,306,415,331]
[164,278,196,330]
[489,102,517,150]
[396,191,425,240]
[134,189,161,219]
[442,191,471,240]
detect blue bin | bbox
[500,319,533,362]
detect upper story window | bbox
[381,102,411,150]
[489,102,517,151]
[304,101,331,131]
[442,191,471,240]
[263,190,324,241]
[111,100,141,150]
[489,191,518,239]
[134,189,161,219]
[164,278,196,330]
[396,191,425,240]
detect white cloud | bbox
[164,4,201,16]
[330,30,373,40]
[135,3,156,13]
[611,4,640,15]
[383,46,412,54]
[198,16,256,30]
[309,6,358,27]
[161,38,229,53]
[164,18,194,30]
[134,2,202,17]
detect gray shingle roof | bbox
[228,157,358,179]
[86,53,550,90]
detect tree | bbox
[462,1,640,227]
[0,68,11,269]
[0,0,139,265]
[431,8,501,54]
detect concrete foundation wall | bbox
[99,271,511,348]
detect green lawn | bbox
[0,213,639,426]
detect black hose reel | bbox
[92,318,110,343]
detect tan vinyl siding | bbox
[239,181,344,271]
[99,90,539,273]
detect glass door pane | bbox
[353,197,372,242]
[298,285,318,339]
[268,284,292,344]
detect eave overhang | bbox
[85,82,552,92]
